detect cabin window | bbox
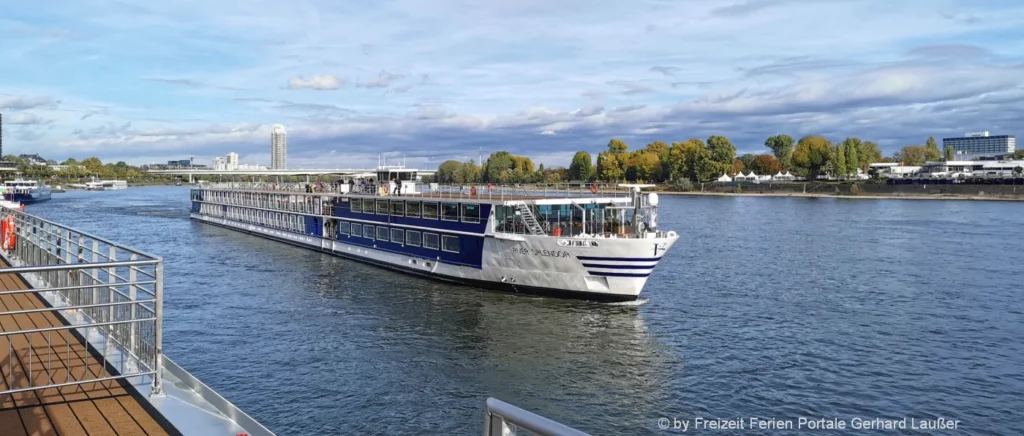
[461,204,480,223]
[423,233,439,250]
[390,200,404,217]
[442,235,460,253]
[441,203,459,221]
[340,221,350,235]
[406,230,421,247]
[422,202,439,219]
[377,226,389,241]
[362,198,374,213]
[406,201,421,218]
[391,228,405,244]
[376,199,389,215]
[350,199,360,213]
[364,225,375,240]
[351,223,361,237]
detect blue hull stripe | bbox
[577,256,663,262]
[588,271,651,278]
[581,263,657,270]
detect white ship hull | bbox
[192,212,677,301]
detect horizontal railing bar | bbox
[484,398,590,436]
[0,299,157,316]
[0,260,159,274]
[11,211,162,261]
[0,318,157,337]
[0,280,158,297]
[0,372,156,396]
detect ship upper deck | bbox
[195,182,644,205]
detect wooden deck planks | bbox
[0,259,169,436]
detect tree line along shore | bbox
[428,134,1024,188]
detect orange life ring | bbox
[5,216,14,250]
[590,183,598,194]
[2,215,12,252]
[470,186,478,196]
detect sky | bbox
[1,0,1023,169]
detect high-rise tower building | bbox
[226,152,239,170]
[271,125,287,169]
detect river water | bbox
[27,187,1024,435]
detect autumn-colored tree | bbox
[749,154,782,176]
[732,158,745,176]
[792,135,833,179]
[607,138,629,154]
[625,152,661,182]
[596,151,624,181]
[645,141,671,181]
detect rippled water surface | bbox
[27,187,1024,434]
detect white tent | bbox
[774,171,796,181]
[716,173,733,182]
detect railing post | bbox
[151,259,164,396]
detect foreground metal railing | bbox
[483,398,590,436]
[1,207,163,396]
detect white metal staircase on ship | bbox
[515,202,546,235]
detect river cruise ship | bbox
[3,179,52,203]
[189,171,677,301]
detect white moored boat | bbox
[189,172,677,302]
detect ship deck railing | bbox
[482,397,590,436]
[0,206,273,435]
[199,181,638,201]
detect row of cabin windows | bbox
[348,199,480,223]
[337,221,459,253]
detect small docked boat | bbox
[86,180,128,190]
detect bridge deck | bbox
[0,259,170,436]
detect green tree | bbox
[437,160,464,183]
[596,151,624,181]
[1013,150,1024,159]
[834,144,848,179]
[739,153,756,170]
[844,140,859,178]
[458,160,482,183]
[764,134,795,170]
[944,145,955,161]
[925,136,941,162]
[792,135,832,180]
[61,158,78,166]
[856,141,882,171]
[706,135,736,174]
[568,151,595,181]
[607,138,629,154]
[484,151,532,182]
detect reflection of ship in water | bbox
[306,253,678,431]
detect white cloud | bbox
[286,75,343,90]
